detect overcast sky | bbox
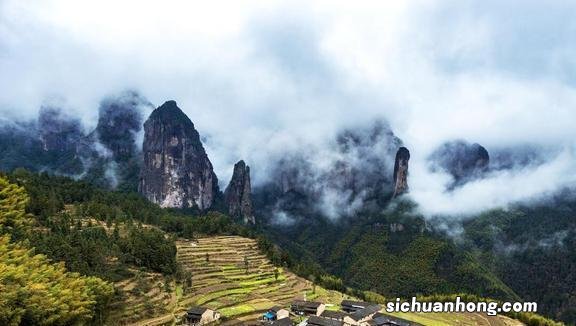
[1,0,576,217]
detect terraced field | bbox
[173,236,352,325]
[125,235,523,326]
[129,235,353,326]
[107,269,176,325]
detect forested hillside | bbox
[462,204,576,324]
[0,176,113,325]
[260,199,518,302]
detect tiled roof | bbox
[349,305,381,321]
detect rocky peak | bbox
[224,160,255,224]
[392,147,410,197]
[429,140,489,183]
[138,100,218,210]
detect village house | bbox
[185,306,221,325]
[343,305,381,326]
[320,310,348,322]
[291,300,326,316]
[263,306,291,321]
[307,315,344,326]
[340,300,372,314]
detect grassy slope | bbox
[127,235,522,326]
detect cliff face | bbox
[38,106,83,154]
[139,100,218,209]
[392,147,410,197]
[224,160,255,224]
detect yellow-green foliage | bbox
[0,176,31,231]
[0,176,114,325]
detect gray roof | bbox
[349,305,381,321]
[320,310,348,320]
[187,306,208,316]
[341,300,372,308]
[307,316,344,326]
[292,300,323,309]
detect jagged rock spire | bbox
[224,160,255,224]
[392,147,410,197]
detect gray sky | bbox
[1,0,576,218]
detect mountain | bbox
[253,120,403,222]
[82,91,152,191]
[0,92,151,190]
[38,106,84,155]
[139,100,219,210]
[94,91,148,161]
[0,107,86,175]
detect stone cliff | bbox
[139,100,218,209]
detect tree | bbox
[274,268,280,281]
[244,255,249,274]
[0,177,32,235]
[309,275,317,294]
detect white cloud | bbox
[410,146,576,217]
[1,0,576,217]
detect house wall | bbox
[316,304,326,316]
[343,316,359,326]
[200,310,221,325]
[343,314,377,326]
[277,309,290,320]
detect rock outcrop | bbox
[224,160,255,224]
[429,141,489,183]
[139,100,218,209]
[392,147,410,197]
[95,91,149,161]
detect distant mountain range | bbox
[0,92,574,324]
